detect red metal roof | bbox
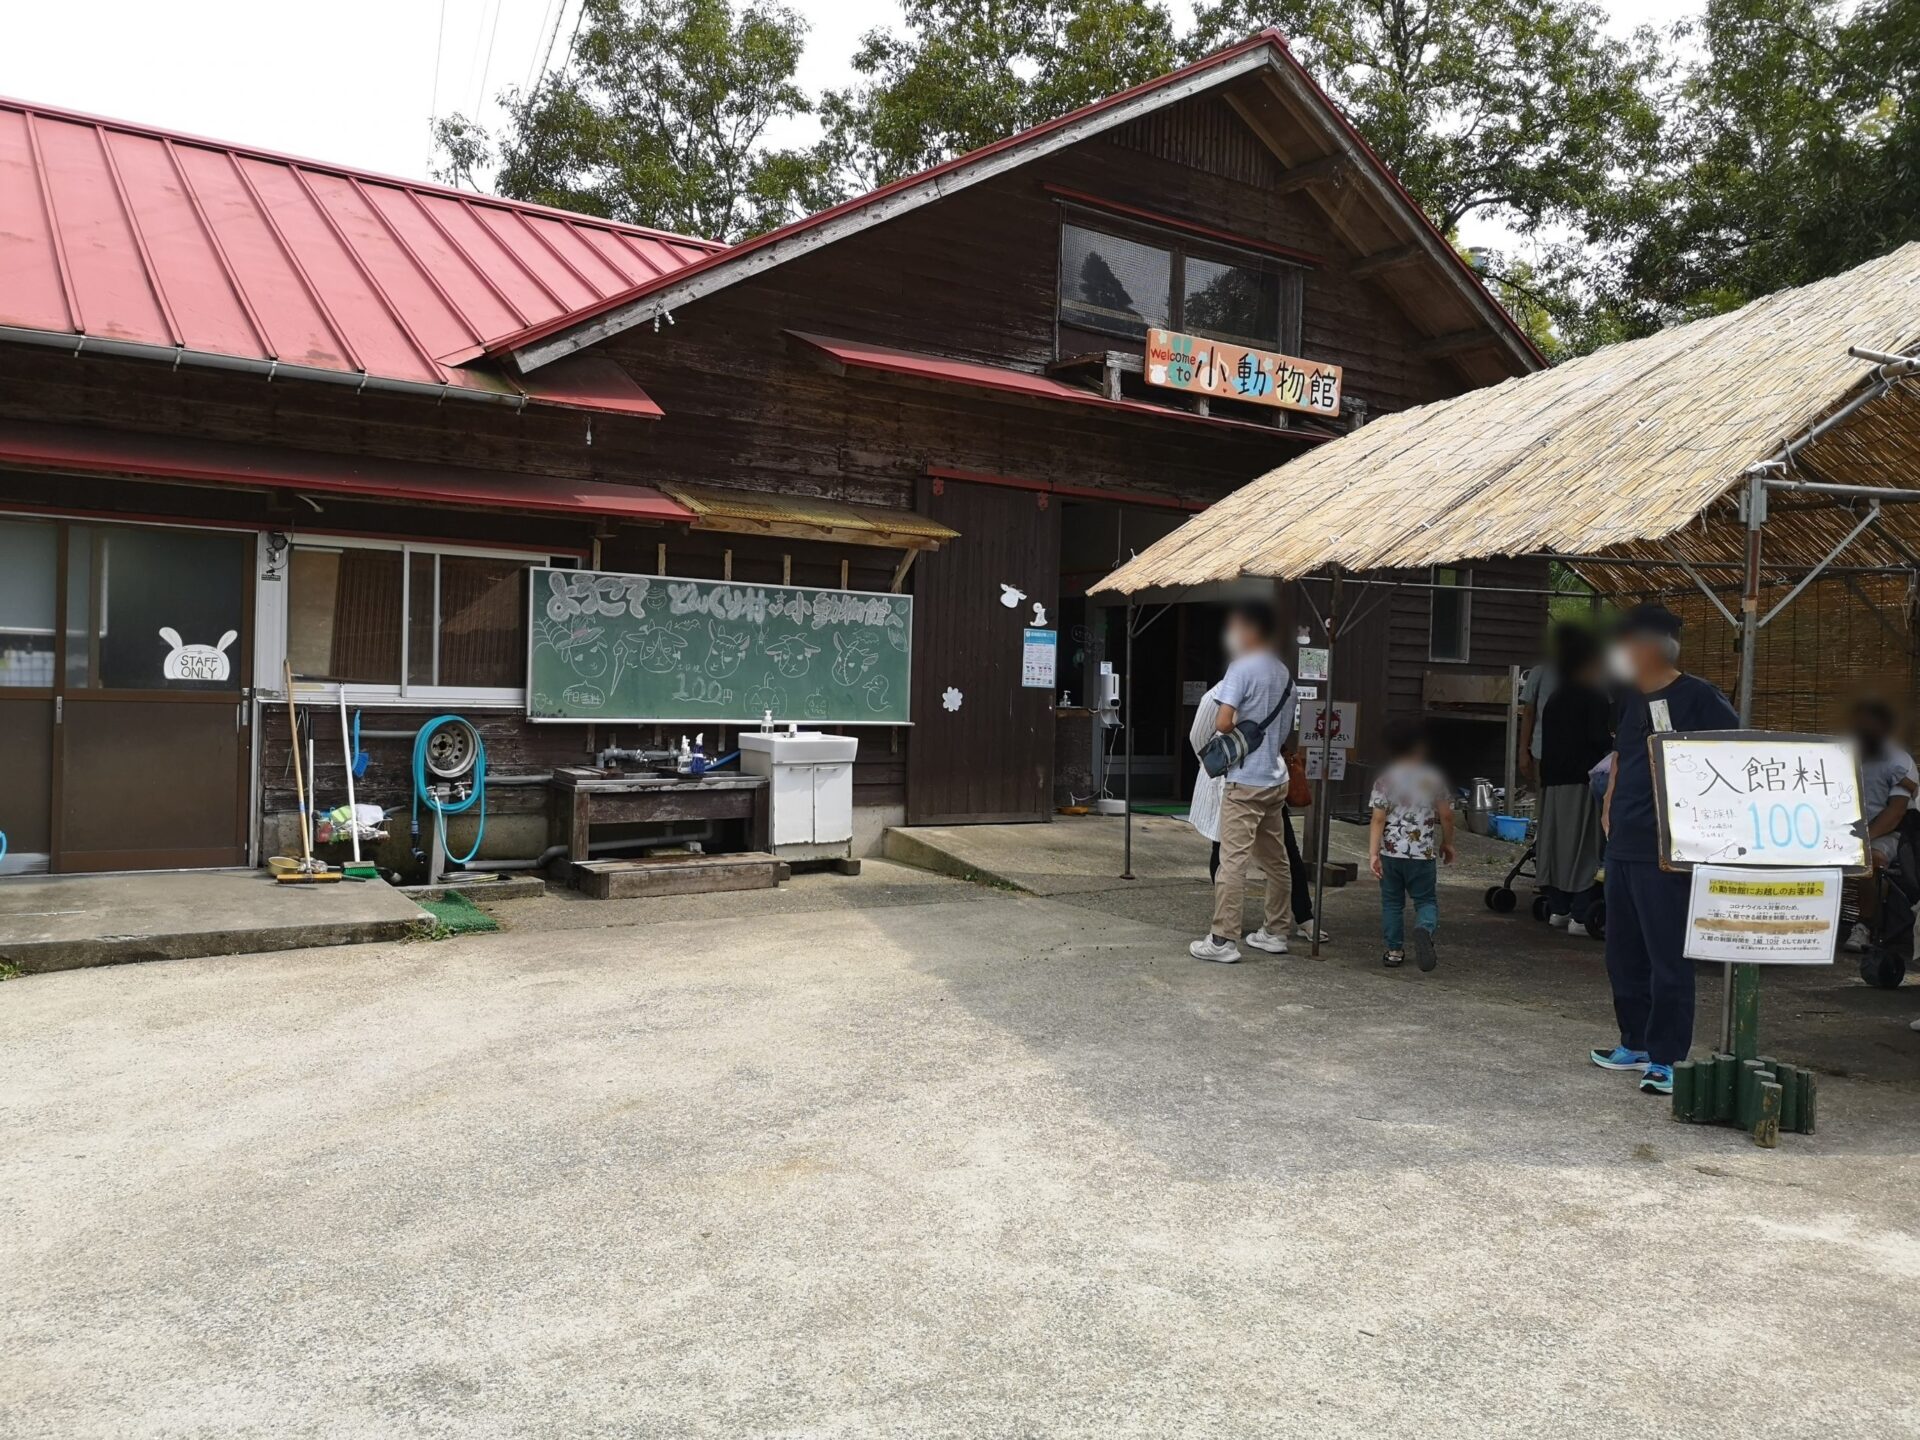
[0,417,696,523]
[491,29,1545,373]
[787,332,1337,443]
[0,97,721,408]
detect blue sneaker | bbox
[1639,1064,1674,1095]
[1589,1045,1651,1071]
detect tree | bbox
[817,0,1180,193]
[1595,0,1920,331]
[430,0,830,243]
[1186,0,1665,238]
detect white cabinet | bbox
[740,734,858,859]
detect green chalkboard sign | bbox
[527,568,912,725]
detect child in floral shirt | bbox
[1368,719,1456,971]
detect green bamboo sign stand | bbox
[1670,966,1818,1147]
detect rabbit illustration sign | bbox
[159,627,237,683]
[529,568,912,724]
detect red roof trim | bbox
[1043,184,1326,268]
[0,418,694,523]
[788,331,1336,444]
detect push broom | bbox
[337,684,379,880]
[274,662,340,884]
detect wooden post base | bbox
[1671,1051,1818,1147]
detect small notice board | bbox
[1651,731,1868,873]
[1684,866,1843,964]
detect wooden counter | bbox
[548,768,770,864]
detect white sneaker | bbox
[1567,919,1592,938]
[1190,935,1242,963]
[1548,913,1571,929]
[1245,928,1290,954]
[1294,922,1329,942]
[1844,921,1870,953]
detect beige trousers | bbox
[1211,783,1291,940]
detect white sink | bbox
[738,732,859,764]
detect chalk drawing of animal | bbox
[764,632,821,678]
[885,600,910,652]
[862,674,890,712]
[629,621,695,675]
[159,627,237,683]
[832,632,881,687]
[706,620,752,678]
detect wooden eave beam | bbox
[1271,153,1349,195]
[1348,244,1421,279]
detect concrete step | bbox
[0,871,433,975]
[571,853,787,900]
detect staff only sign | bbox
[1650,731,1869,872]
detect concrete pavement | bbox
[3,860,1918,1437]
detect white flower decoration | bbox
[942,686,964,712]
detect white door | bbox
[812,763,854,844]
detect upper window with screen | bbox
[1058,219,1301,352]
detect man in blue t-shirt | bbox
[1190,602,1297,964]
[1591,604,1739,1095]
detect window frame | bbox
[1428,566,1473,664]
[1055,209,1306,356]
[280,534,558,709]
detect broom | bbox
[337,684,379,880]
[275,662,341,884]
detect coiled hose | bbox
[411,716,486,867]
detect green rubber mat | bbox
[415,891,500,936]
[1128,803,1191,817]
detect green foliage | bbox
[1588,0,1920,334]
[1187,0,1664,236]
[431,0,828,242]
[816,0,1179,192]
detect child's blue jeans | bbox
[1380,855,1439,950]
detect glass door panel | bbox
[0,519,56,872]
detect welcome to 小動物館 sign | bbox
[1145,328,1343,417]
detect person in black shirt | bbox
[1537,629,1611,931]
[1591,604,1739,1097]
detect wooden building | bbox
[0,31,1544,877]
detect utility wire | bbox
[427,0,448,172]
[473,0,504,117]
[525,0,562,95]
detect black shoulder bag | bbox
[1200,679,1295,779]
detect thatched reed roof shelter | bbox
[1094,243,1920,600]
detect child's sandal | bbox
[1382,949,1406,968]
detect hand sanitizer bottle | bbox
[691,733,705,775]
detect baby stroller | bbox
[1853,814,1920,989]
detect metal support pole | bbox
[1724,471,1767,1051]
[1504,663,1521,816]
[1310,571,1342,960]
[1122,598,1135,881]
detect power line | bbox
[473,0,504,117]
[524,0,562,95]
[427,0,448,172]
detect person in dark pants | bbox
[1591,604,1738,1096]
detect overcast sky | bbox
[1,0,1690,253]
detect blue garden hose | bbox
[411,716,486,867]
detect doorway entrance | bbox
[0,516,253,874]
